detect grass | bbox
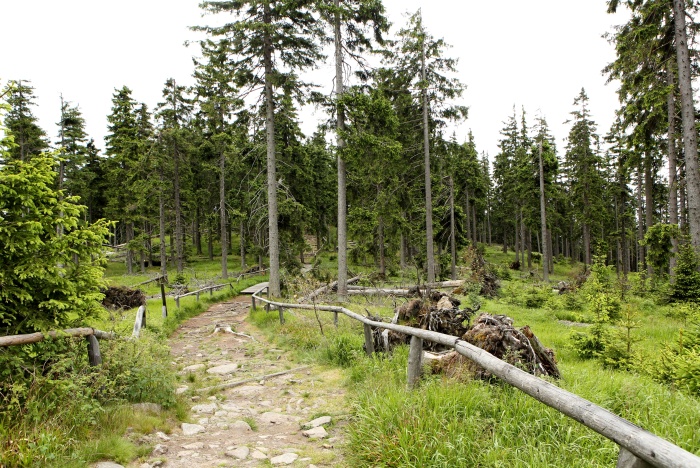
[244,244,700,466]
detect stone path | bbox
[132,297,348,468]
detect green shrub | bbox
[671,243,700,302]
[324,333,364,368]
[654,318,700,396]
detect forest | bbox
[2,0,700,466]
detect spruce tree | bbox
[195,0,324,296]
[4,80,48,162]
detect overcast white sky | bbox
[1,0,629,160]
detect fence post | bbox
[196,292,200,302]
[334,311,338,327]
[616,448,653,468]
[209,287,213,297]
[142,305,147,329]
[86,334,102,366]
[363,324,374,356]
[252,295,256,309]
[279,307,285,325]
[175,296,180,309]
[160,280,167,318]
[407,336,423,388]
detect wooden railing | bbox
[173,270,269,308]
[250,286,700,468]
[0,327,114,366]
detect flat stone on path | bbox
[251,449,268,460]
[95,463,124,468]
[303,415,331,429]
[271,452,299,465]
[207,363,239,374]
[191,403,217,414]
[302,426,328,439]
[182,363,205,372]
[181,423,205,436]
[260,411,298,425]
[230,420,252,433]
[226,446,250,459]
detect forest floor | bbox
[129,296,348,468]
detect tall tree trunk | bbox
[645,151,654,277]
[378,214,386,277]
[240,220,246,270]
[264,2,279,296]
[422,37,435,283]
[465,188,472,242]
[400,229,407,270]
[195,208,203,256]
[637,168,645,272]
[174,145,184,274]
[207,216,214,261]
[668,68,679,278]
[514,211,520,262]
[472,201,477,245]
[674,0,700,253]
[219,150,228,279]
[334,0,348,301]
[520,211,526,266]
[159,180,167,278]
[126,221,134,274]
[449,176,456,280]
[538,140,549,282]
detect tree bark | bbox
[449,176,456,280]
[334,0,348,301]
[644,151,654,277]
[538,140,549,282]
[668,68,679,278]
[637,168,645,272]
[219,150,228,279]
[422,35,436,283]
[673,0,700,254]
[240,220,246,270]
[264,1,279,296]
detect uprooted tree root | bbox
[435,313,560,380]
[101,286,146,310]
[369,293,560,380]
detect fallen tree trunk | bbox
[0,327,114,347]
[300,275,360,303]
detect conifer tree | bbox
[318,0,388,300]
[4,80,48,162]
[195,0,324,296]
[384,10,467,283]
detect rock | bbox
[155,431,170,441]
[198,418,209,425]
[225,446,250,460]
[207,396,217,401]
[207,363,238,375]
[260,411,298,425]
[132,402,162,413]
[191,403,217,414]
[95,463,124,468]
[183,364,205,372]
[182,442,204,450]
[302,415,331,429]
[181,423,205,436]
[152,444,168,455]
[270,453,299,465]
[251,450,268,460]
[177,450,194,458]
[175,386,189,395]
[230,420,252,433]
[302,426,328,439]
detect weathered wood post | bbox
[209,287,213,297]
[252,294,256,309]
[160,280,168,318]
[334,311,338,327]
[407,336,423,388]
[196,291,200,302]
[175,296,180,309]
[616,448,653,468]
[363,324,374,356]
[142,305,147,329]
[86,334,102,366]
[279,307,285,324]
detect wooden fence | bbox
[0,327,114,366]
[173,269,269,308]
[250,286,700,468]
